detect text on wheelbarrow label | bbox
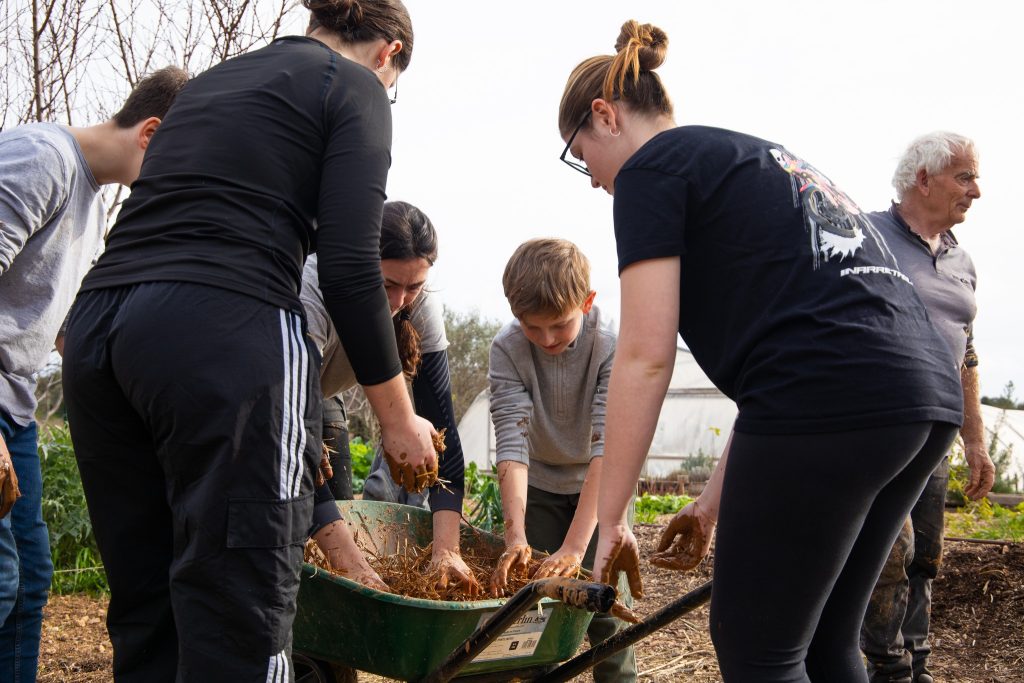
[471,606,553,662]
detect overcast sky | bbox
[288,1,1023,397]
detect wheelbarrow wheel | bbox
[293,652,357,683]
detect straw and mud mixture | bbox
[305,533,544,602]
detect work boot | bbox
[915,673,933,683]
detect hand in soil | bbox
[430,548,482,598]
[310,520,391,593]
[594,524,644,599]
[0,436,21,518]
[650,501,716,571]
[489,542,533,596]
[532,548,582,580]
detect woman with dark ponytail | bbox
[301,201,478,594]
[62,1,433,680]
[560,20,963,681]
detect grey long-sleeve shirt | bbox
[0,124,106,426]
[488,306,616,494]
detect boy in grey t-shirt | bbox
[486,238,635,683]
[0,66,187,680]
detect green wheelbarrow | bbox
[292,500,712,682]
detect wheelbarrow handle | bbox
[533,579,714,683]
[415,578,616,683]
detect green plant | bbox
[348,437,374,493]
[945,500,1024,542]
[463,463,504,533]
[37,423,108,594]
[634,493,693,524]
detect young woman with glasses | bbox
[62,1,431,679]
[300,200,479,596]
[559,20,964,681]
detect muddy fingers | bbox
[0,454,20,518]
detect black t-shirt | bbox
[614,126,963,434]
[81,37,401,385]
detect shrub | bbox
[946,499,1024,542]
[37,423,107,594]
[463,463,503,533]
[634,493,693,524]
[349,437,374,493]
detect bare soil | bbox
[38,521,1024,682]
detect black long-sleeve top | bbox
[79,37,405,535]
[414,349,466,514]
[80,36,402,387]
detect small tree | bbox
[982,381,1024,411]
[443,306,503,423]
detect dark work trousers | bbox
[322,396,352,500]
[861,457,949,682]
[63,283,322,683]
[710,421,957,682]
[525,485,637,683]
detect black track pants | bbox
[63,283,322,683]
[709,421,957,682]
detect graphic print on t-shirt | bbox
[770,148,894,271]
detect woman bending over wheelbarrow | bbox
[62,1,435,680]
[299,200,480,596]
[559,20,963,681]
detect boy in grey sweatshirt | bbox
[0,66,186,681]
[486,238,635,682]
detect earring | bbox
[610,129,621,137]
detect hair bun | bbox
[304,0,365,33]
[614,20,668,72]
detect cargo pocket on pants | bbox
[226,493,314,549]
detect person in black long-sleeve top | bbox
[301,201,479,595]
[61,1,435,680]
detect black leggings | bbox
[710,421,957,682]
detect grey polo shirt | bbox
[868,204,978,369]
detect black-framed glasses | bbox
[387,74,399,105]
[560,112,592,176]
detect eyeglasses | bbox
[388,74,399,105]
[560,112,592,176]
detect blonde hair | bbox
[558,20,672,137]
[502,238,591,319]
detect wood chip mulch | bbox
[38,521,1024,682]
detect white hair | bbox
[892,131,977,201]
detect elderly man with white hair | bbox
[860,132,996,683]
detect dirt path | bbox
[39,528,1024,682]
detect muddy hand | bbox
[532,550,582,580]
[316,445,334,488]
[596,526,644,600]
[489,543,532,596]
[609,600,641,624]
[432,550,482,598]
[344,566,390,593]
[964,444,995,501]
[650,501,715,571]
[312,520,391,593]
[381,415,438,493]
[0,437,21,518]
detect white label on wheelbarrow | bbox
[471,606,553,662]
